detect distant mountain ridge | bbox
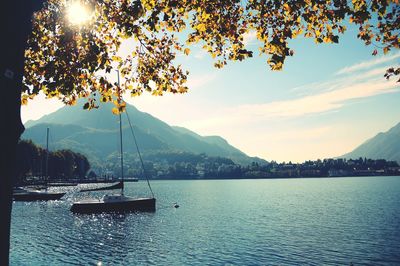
[23,100,266,166]
[342,122,400,162]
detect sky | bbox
[21,25,400,163]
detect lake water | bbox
[10,176,400,265]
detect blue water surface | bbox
[10,176,400,265]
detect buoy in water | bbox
[173,202,179,208]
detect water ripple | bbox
[10,177,400,265]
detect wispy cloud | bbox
[335,52,400,76]
[184,64,399,131]
[236,78,397,119]
[291,66,391,97]
[187,72,217,88]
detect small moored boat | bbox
[70,195,155,214]
[13,187,65,201]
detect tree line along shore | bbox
[16,140,400,185]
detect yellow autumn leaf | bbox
[21,95,29,105]
[152,90,163,96]
[131,91,142,97]
[184,48,190,55]
[196,23,206,32]
[323,36,331,43]
[283,3,290,11]
[112,107,120,115]
[178,86,188,93]
[201,12,211,20]
[111,56,122,62]
[383,47,390,54]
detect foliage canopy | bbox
[16,140,90,181]
[23,0,399,110]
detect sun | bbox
[67,1,92,26]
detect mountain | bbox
[342,122,400,162]
[23,100,266,167]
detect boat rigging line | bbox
[124,108,155,198]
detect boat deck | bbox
[71,197,156,214]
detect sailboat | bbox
[70,74,156,214]
[13,128,66,201]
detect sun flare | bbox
[67,1,92,25]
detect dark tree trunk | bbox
[0,1,43,265]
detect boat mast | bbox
[45,127,49,190]
[117,70,124,195]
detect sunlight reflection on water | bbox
[10,177,400,265]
